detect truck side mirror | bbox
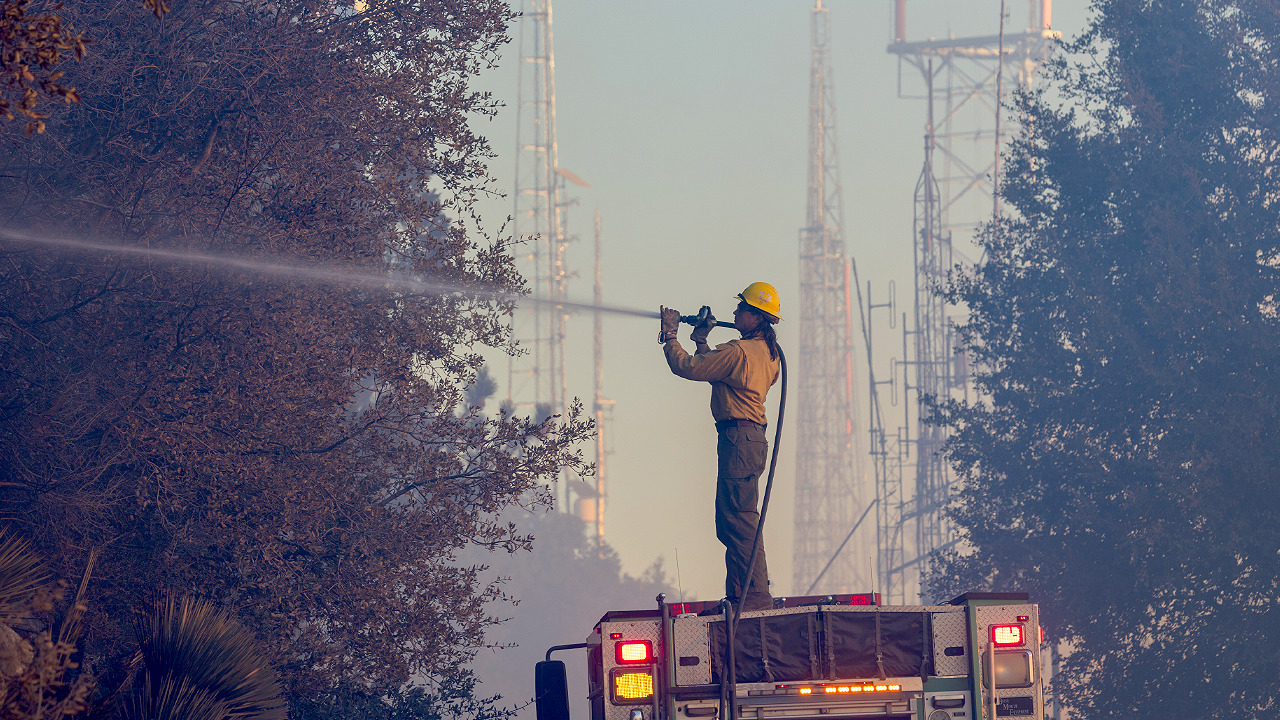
[536,660,571,720]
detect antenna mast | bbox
[869,0,1058,603]
[511,0,580,511]
[591,209,614,552]
[794,0,869,595]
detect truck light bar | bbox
[823,684,901,694]
[829,593,878,606]
[668,601,718,615]
[773,593,880,609]
[991,624,1024,647]
[748,683,902,697]
[616,640,652,663]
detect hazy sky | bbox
[472,0,1090,604]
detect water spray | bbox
[1,227,784,632]
[0,229,691,323]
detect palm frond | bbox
[56,547,96,645]
[132,597,286,720]
[0,529,52,620]
[120,673,229,720]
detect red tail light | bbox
[991,624,1024,647]
[616,640,652,663]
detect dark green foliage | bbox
[468,510,670,715]
[930,0,1280,718]
[291,670,507,720]
[0,0,592,702]
[123,597,286,720]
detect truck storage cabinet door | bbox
[709,613,819,684]
[825,611,927,679]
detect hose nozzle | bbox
[680,305,736,329]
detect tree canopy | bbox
[0,0,593,706]
[467,509,670,718]
[931,0,1280,718]
[0,0,86,133]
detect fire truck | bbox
[535,592,1045,720]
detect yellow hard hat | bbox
[736,281,781,322]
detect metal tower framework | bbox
[590,210,614,552]
[902,98,957,605]
[510,0,566,417]
[865,2,1058,604]
[510,0,594,519]
[793,0,868,596]
[888,30,1059,245]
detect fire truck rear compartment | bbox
[667,605,968,687]
[584,600,1041,720]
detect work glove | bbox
[690,306,716,345]
[658,306,680,344]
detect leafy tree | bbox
[930,0,1280,718]
[291,511,669,720]
[0,0,593,707]
[467,510,670,718]
[0,0,86,133]
[291,671,508,720]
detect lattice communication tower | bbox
[510,0,564,417]
[591,210,614,552]
[510,0,599,529]
[793,0,869,597]
[863,0,1058,604]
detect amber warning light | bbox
[757,684,900,697]
[616,641,653,663]
[823,684,901,694]
[613,671,654,701]
[991,624,1024,647]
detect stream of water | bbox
[0,228,662,320]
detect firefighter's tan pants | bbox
[716,423,770,605]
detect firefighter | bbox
[659,282,782,612]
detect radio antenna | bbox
[675,548,685,605]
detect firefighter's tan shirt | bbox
[664,337,780,426]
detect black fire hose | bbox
[733,344,785,628]
[682,316,787,621]
[679,312,787,720]
[727,347,785,720]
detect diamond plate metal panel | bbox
[671,615,711,686]
[601,618,663,720]
[974,604,1044,720]
[931,610,970,677]
[600,619,663,675]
